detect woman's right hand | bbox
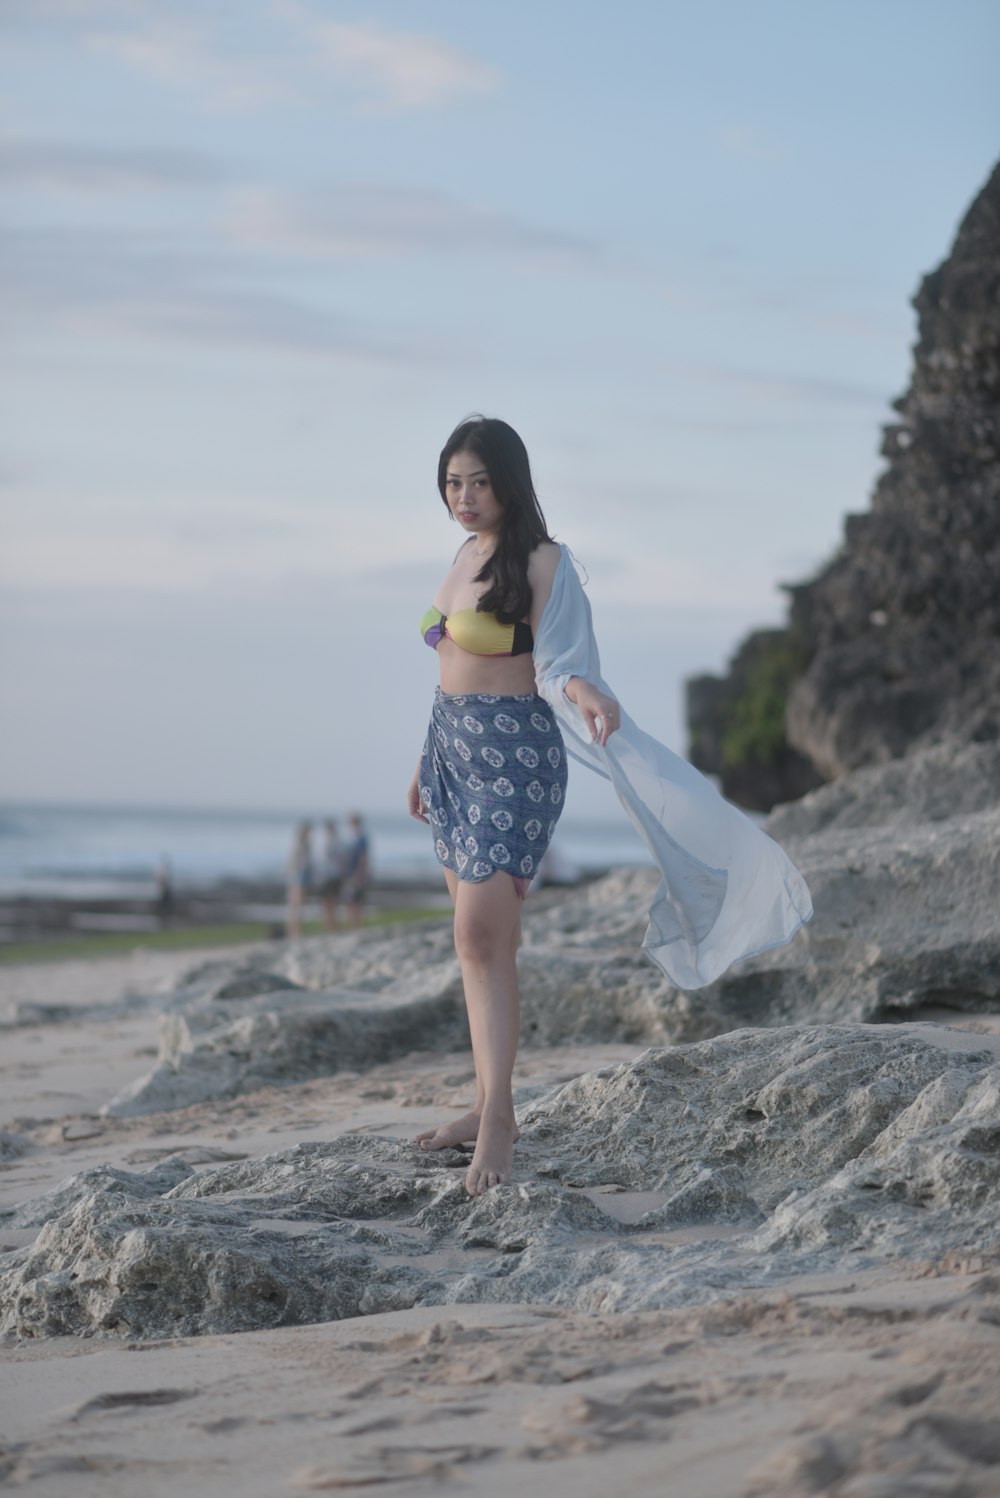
[407,772,429,823]
[566,677,621,747]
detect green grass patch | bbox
[0,907,450,966]
[720,635,810,771]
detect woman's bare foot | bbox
[415,1111,520,1152]
[465,1107,516,1196]
[416,1111,481,1151]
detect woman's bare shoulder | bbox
[527,541,563,632]
[528,540,562,582]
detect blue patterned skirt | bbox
[419,688,568,892]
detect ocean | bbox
[0,802,653,900]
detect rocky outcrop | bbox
[686,630,823,810]
[764,738,1000,839]
[87,745,1000,1118]
[101,952,469,1118]
[2,1024,997,1339]
[787,160,1000,776]
[687,159,1000,796]
[528,792,1000,1033]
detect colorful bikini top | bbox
[420,604,534,657]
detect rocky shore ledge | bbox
[2,741,999,1494]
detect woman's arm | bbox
[530,543,620,746]
[407,756,429,822]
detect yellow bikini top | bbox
[420,604,533,657]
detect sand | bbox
[2,944,1000,1498]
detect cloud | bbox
[678,359,889,412]
[225,183,600,269]
[92,20,281,110]
[0,138,227,193]
[805,307,909,345]
[561,476,719,514]
[4,2,276,112]
[700,273,909,347]
[565,535,788,612]
[281,8,502,111]
[45,2,501,116]
[1,0,146,23]
[0,505,445,594]
[130,284,403,359]
[0,225,407,361]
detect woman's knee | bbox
[453,895,518,966]
[454,912,504,965]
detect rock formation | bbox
[687,630,823,810]
[763,738,1000,838]
[785,158,1000,777]
[100,956,469,1118]
[0,743,990,1121]
[687,158,1000,801]
[65,742,995,1117]
[4,716,998,1357]
[3,1023,998,1340]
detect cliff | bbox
[687,158,1000,802]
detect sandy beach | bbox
[3,826,1000,1498]
[6,1265,999,1497]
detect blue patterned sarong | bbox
[419,688,568,890]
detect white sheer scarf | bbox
[533,544,813,990]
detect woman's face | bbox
[443,448,503,540]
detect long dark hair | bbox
[437,415,553,623]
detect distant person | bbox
[318,817,346,932]
[342,813,369,930]
[408,415,812,1198]
[286,820,313,939]
[155,855,174,927]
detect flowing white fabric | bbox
[533,545,813,990]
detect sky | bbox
[2,0,998,823]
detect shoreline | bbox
[0,874,593,962]
[0,874,592,964]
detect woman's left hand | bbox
[568,679,621,746]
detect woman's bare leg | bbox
[416,871,522,1155]
[450,873,522,1193]
[417,869,482,1148]
[287,885,302,939]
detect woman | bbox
[342,812,370,930]
[318,818,345,931]
[286,820,313,940]
[409,416,812,1198]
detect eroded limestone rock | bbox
[4,1025,998,1341]
[92,775,1000,1118]
[765,740,1000,839]
[102,964,469,1118]
[693,804,1000,1027]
